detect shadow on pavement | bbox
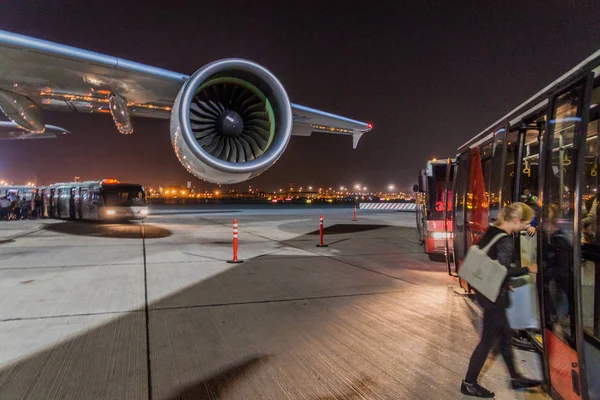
[43,221,172,238]
[307,224,389,235]
[165,355,271,400]
[0,225,475,399]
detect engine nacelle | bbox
[170,59,293,184]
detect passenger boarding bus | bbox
[414,158,455,261]
[48,179,147,221]
[447,48,600,399]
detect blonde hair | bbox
[495,202,534,226]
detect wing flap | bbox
[291,103,371,148]
[0,30,185,118]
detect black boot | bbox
[511,375,542,389]
[461,380,495,398]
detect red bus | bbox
[414,158,454,262]
[448,48,600,399]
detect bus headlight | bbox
[432,232,452,239]
[140,209,148,215]
[106,209,116,215]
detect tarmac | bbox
[0,205,547,399]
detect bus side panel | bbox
[545,331,581,400]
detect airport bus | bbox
[414,158,455,261]
[47,179,147,221]
[447,49,600,399]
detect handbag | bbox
[458,233,508,302]
[506,275,540,329]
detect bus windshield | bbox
[427,163,453,220]
[101,185,145,206]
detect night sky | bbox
[1,1,600,192]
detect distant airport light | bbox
[388,184,395,191]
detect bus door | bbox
[424,162,451,257]
[452,151,470,289]
[415,169,427,244]
[55,189,62,217]
[79,188,88,220]
[444,159,455,275]
[540,80,590,399]
[578,76,600,400]
[453,127,508,279]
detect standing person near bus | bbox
[20,197,29,219]
[34,195,43,219]
[12,196,21,220]
[461,202,542,398]
[0,196,10,220]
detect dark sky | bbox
[1,1,600,192]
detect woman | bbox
[461,202,542,398]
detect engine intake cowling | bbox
[170,59,293,184]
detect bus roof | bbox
[458,48,600,153]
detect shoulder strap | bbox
[480,233,508,254]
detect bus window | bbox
[466,145,490,247]
[518,115,545,267]
[102,186,145,206]
[519,119,544,209]
[480,141,493,212]
[454,151,469,263]
[488,127,506,222]
[427,163,449,220]
[502,130,520,206]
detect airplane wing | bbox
[0,121,70,140]
[0,29,371,145]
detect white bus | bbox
[48,179,147,221]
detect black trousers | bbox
[465,306,520,383]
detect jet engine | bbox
[170,59,293,184]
